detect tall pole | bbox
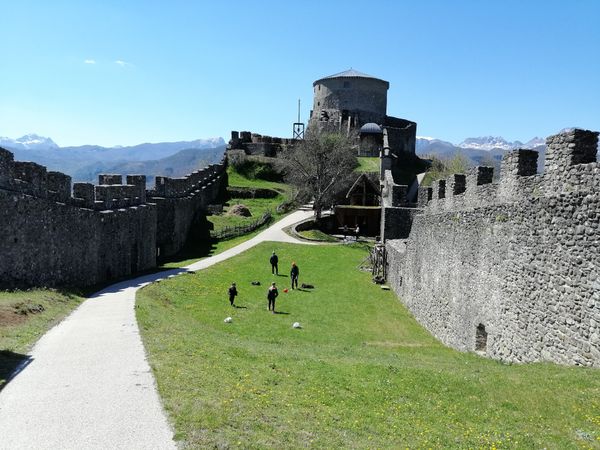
[293,98,305,139]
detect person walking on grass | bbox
[290,262,299,290]
[228,282,238,307]
[270,251,279,275]
[267,282,279,313]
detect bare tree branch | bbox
[277,131,358,221]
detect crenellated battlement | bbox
[0,146,228,288]
[0,147,229,212]
[228,130,296,157]
[421,129,599,213]
[0,147,156,211]
[149,158,227,199]
[47,171,72,203]
[385,128,600,367]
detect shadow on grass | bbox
[158,233,219,270]
[274,311,290,315]
[0,350,32,391]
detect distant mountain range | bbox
[457,136,546,151]
[416,135,549,172]
[0,134,226,185]
[0,133,59,150]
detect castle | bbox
[229,69,418,160]
[3,69,598,368]
[0,147,227,288]
[228,70,423,236]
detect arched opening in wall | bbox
[475,324,488,352]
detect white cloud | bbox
[84,59,96,64]
[114,60,133,67]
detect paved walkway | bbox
[0,209,314,450]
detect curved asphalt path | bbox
[0,209,315,450]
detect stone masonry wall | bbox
[228,131,295,157]
[0,147,227,288]
[385,129,600,366]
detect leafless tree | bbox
[277,131,357,221]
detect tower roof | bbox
[313,69,389,87]
[360,123,383,134]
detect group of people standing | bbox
[269,251,299,288]
[227,250,300,314]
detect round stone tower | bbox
[309,69,389,133]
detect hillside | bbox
[0,134,225,183]
[73,145,226,185]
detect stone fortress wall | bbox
[0,146,227,288]
[384,129,600,366]
[227,131,295,157]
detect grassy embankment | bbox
[208,167,290,232]
[160,164,292,269]
[296,228,339,242]
[137,242,600,449]
[0,289,86,387]
[355,156,379,173]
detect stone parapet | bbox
[385,128,600,367]
[0,147,228,288]
[419,129,599,214]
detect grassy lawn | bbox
[208,167,291,234]
[296,228,339,242]
[209,196,282,232]
[0,289,85,387]
[137,242,600,449]
[227,166,289,192]
[355,157,379,173]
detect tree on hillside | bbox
[421,152,470,186]
[277,131,357,221]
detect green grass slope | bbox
[355,157,380,173]
[0,289,85,387]
[137,242,600,449]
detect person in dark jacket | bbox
[228,282,238,307]
[270,251,279,275]
[290,262,299,290]
[267,282,279,313]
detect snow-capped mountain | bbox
[457,136,547,151]
[458,136,522,151]
[0,133,59,151]
[416,134,555,174]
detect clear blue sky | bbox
[2,0,599,147]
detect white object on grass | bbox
[224,317,233,323]
[292,322,301,329]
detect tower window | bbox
[343,81,351,88]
